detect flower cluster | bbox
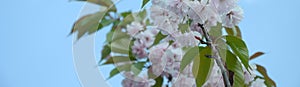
[120,0,265,87]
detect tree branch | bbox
[199,23,232,87]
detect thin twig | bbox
[199,23,232,87]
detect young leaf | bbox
[110,37,130,54]
[152,32,167,46]
[141,0,150,8]
[98,18,114,29]
[195,47,214,87]
[128,39,136,61]
[256,64,277,87]
[118,13,134,27]
[179,23,190,33]
[134,9,147,22]
[107,68,120,80]
[71,11,106,40]
[226,51,245,87]
[225,26,242,38]
[180,46,200,72]
[250,52,265,60]
[209,23,223,42]
[101,56,130,65]
[152,76,163,87]
[131,62,146,76]
[100,45,111,62]
[234,26,242,38]
[107,63,132,80]
[225,35,250,69]
[120,11,132,18]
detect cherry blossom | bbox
[173,31,200,47]
[131,40,147,58]
[222,6,244,28]
[121,0,264,86]
[122,72,156,87]
[250,78,267,87]
[210,0,238,15]
[126,22,144,36]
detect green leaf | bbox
[225,35,250,69]
[225,26,242,38]
[102,56,130,65]
[179,23,190,33]
[256,64,277,87]
[71,11,106,40]
[215,38,228,62]
[100,45,111,62]
[180,46,199,72]
[107,63,132,80]
[209,23,223,42]
[226,51,245,87]
[106,29,130,43]
[74,0,116,12]
[118,13,134,27]
[133,9,147,22]
[192,47,205,77]
[194,47,214,87]
[234,26,242,38]
[110,37,130,54]
[120,11,132,18]
[152,76,163,87]
[108,68,120,79]
[152,32,167,46]
[250,52,265,60]
[98,18,114,29]
[141,0,150,8]
[128,39,136,61]
[145,19,151,26]
[131,62,146,76]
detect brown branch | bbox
[198,23,232,87]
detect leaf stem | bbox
[199,24,232,87]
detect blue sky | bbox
[0,0,300,87]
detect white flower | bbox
[151,0,164,6]
[126,22,144,36]
[210,0,238,15]
[149,42,169,76]
[135,29,155,47]
[187,1,221,27]
[149,42,169,64]
[162,50,180,78]
[244,64,257,84]
[174,31,199,47]
[222,6,244,28]
[203,63,224,87]
[250,78,267,87]
[150,5,180,35]
[122,72,156,87]
[172,75,196,87]
[131,40,147,58]
[167,0,189,17]
[186,0,205,24]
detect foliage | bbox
[69,0,276,87]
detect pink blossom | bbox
[172,75,196,87]
[131,40,147,59]
[135,30,156,47]
[222,6,244,28]
[173,31,199,47]
[210,0,238,15]
[126,22,144,36]
[122,72,156,87]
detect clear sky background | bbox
[0,0,299,87]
